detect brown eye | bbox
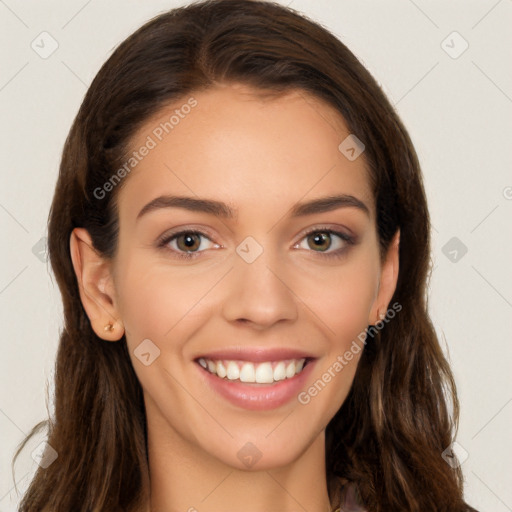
[175,233,202,252]
[306,232,332,252]
[295,228,356,260]
[157,229,218,260]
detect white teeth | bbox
[273,361,286,381]
[199,357,307,383]
[285,361,296,378]
[239,362,256,382]
[226,361,240,380]
[255,362,274,384]
[216,361,227,378]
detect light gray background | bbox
[1,1,511,511]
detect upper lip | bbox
[195,347,317,363]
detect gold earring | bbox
[104,322,114,332]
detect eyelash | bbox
[156,226,356,261]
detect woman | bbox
[13,0,478,510]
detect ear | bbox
[369,229,400,324]
[69,227,124,341]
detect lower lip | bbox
[196,359,317,411]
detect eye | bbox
[294,228,355,259]
[157,230,219,260]
[157,226,356,261]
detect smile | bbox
[195,355,317,410]
[197,357,307,383]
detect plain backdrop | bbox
[1,1,511,511]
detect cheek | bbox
[296,254,379,344]
[114,256,211,344]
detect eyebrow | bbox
[136,193,370,221]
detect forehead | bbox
[116,83,374,224]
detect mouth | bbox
[194,354,318,410]
[195,356,314,384]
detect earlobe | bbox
[369,229,400,325]
[69,227,124,341]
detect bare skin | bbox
[70,82,399,512]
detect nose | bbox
[221,245,298,330]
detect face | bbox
[72,82,399,471]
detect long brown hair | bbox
[12,1,477,510]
